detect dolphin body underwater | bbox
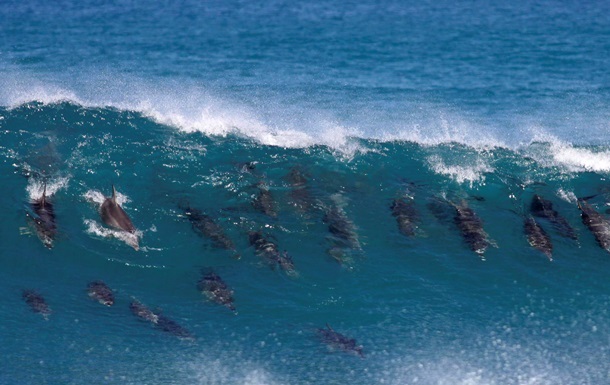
[577,199,610,252]
[524,216,553,260]
[452,201,490,257]
[22,289,52,320]
[316,324,364,357]
[27,184,57,249]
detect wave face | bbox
[2,1,610,384]
[1,103,610,385]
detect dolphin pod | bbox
[18,162,610,359]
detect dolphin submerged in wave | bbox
[26,183,57,249]
[577,198,610,253]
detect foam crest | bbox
[0,70,505,155]
[0,76,82,108]
[550,144,610,173]
[26,176,70,201]
[3,70,609,161]
[524,132,610,173]
[427,155,493,186]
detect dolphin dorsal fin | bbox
[111,185,117,204]
[41,183,47,207]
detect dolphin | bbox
[251,181,277,218]
[323,205,359,248]
[316,324,364,357]
[129,299,159,324]
[277,251,297,276]
[26,184,57,249]
[390,197,418,237]
[197,270,236,311]
[248,231,297,275]
[129,299,192,339]
[249,230,281,266]
[530,195,577,240]
[180,204,238,257]
[524,216,553,260]
[286,167,316,213]
[101,185,136,233]
[87,280,115,306]
[155,314,194,339]
[100,185,138,250]
[453,201,490,256]
[323,203,360,264]
[577,199,610,252]
[22,289,52,319]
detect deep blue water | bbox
[2,1,610,384]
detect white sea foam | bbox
[2,70,609,164]
[26,176,70,200]
[84,218,140,250]
[427,155,494,185]
[0,71,506,156]
[83,189,139,250]
[84,189,130,206]
[179,352,283,385]
[523,132,610,173]
[556,189,578,204]
[381,354,569,385]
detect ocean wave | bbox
[0,71,530,154]
[2,74,610,173]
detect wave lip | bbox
[3,73,610,163]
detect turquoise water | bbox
[1,1,610,384]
